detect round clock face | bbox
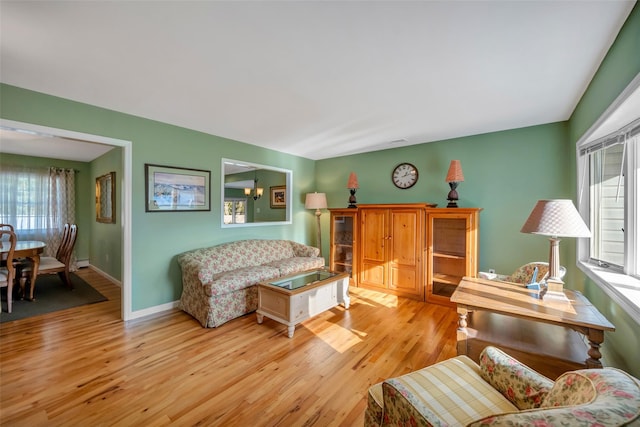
[392,163,418,189]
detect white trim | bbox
[578,261,640,321]
[88,264,122,287]
[576,72,640,149]
[574,74,640,323]
[220,157,293,228]
[0,119,133,321]
[128,300,180,321]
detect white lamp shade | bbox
[305,192,327,210]
[521,199,591,238]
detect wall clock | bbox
[392,163,418,189]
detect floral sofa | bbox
[177,239,325,327]
[365,346,640,426]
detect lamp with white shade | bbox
[305,192,328,258]
[521,199,591,301]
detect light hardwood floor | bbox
[1,268,458,426]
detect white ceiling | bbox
[0,128,114,162]
[0,1,635,161]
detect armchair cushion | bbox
[370,355,518,426]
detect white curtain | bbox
[0,165,76,259]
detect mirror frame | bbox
[96,171,116,224]
[221,158,292,228]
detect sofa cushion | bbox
[207,265,280,296]
[479,346,554,410]
[376,355,518,426]
[262,257,325,276]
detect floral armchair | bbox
[365,346,640,426]
[495,261,566,285]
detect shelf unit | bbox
[329,208,358,286]
[426,208,481,305]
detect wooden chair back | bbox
[0,224,15,239]
[0,229,17,313]
[56,223,78,265]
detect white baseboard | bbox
[87,264,122,287]
[129,301,181,321]
[86,263,180,322]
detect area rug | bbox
[0,273,107,323]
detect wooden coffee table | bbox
[451,276,615,379]
[257,269,350,338]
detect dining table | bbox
[0,240,46,300]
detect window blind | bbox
[580,117,640,156]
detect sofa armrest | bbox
[290,241,320,258]
[479,346,554,410]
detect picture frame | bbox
[145,164,211,212]
[96,171,116,223]
[270,185,286,209]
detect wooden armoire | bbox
[329,203,481,303]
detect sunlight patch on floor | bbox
[305,321,365,353]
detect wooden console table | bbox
[450,277,615,379]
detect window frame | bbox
[576,74,640,323]
[223,197,248,225]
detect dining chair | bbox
[22,223,78,292]
[0,229,17,313]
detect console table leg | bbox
[456,307,469,356]
[287,325,295,338]
[586,329,605,369]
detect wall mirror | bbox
[221,158,292,227]
[96,171,116,223]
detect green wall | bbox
[0,153,92,262]
[566,4,640,377]
[0,84,317,311]
[316,121,572,276]
[90,147,123,280]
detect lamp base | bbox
[348,188,358,208]
[446,182,459,208]
[540,278,569,302]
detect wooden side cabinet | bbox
[358,204,434,301]
[329,209,358,286]
[426,208,481,306]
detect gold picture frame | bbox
[96,171,116,223]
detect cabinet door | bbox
[359,209,388,289]
[389,209,423,298]
[330,210,357,285]
[427,209,480,305]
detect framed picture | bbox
[96,171,116,223]
[145,164,210,212]
[270,185,286,209]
